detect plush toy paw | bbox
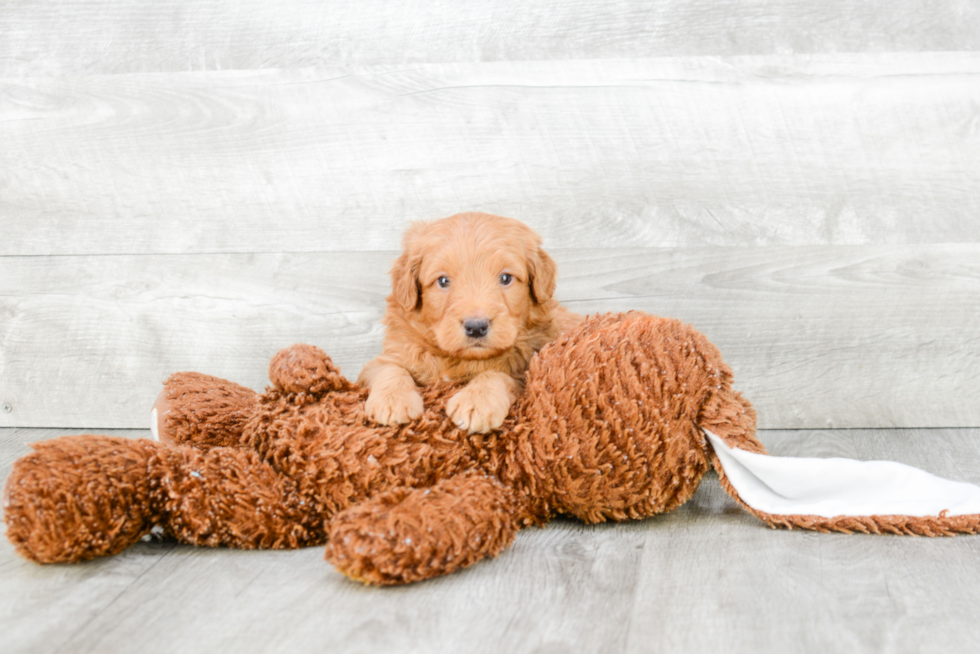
[365,385,424,426]
[325,473,519,585]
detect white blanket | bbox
[704,430,980,518]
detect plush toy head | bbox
[6,313,980,585]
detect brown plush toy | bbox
[5,313,980,585]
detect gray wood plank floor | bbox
[4,244,978,429]
[4,1,980,431]
[5,53,980,256]
[3,427,980,654]
[5,0,978,75]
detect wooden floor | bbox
[4,426,980,654]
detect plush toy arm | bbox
[324,472,522,585]
[268,343,355,395]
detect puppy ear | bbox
[390,223,426,312]
[528,245,557,304]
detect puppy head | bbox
[389,212,557,360]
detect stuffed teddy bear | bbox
[5,313,980,585]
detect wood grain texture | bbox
[2,0,978,76]
[0,252,390,428]
[3,53,980,255]
[626,428,980,654]
[4,1,980,651]
[559,244,980,429]
[1,244,978,429]
[3,427,980,654]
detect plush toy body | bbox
[5,313,980,585]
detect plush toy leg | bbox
[4,436,160,563]
[4,434,327,563]
[151,441,327,550]
[324,472,521,585]
[152,372,258,449]
[705,430,980,536]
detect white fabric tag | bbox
[150,407,160,441]
[704,429,980,518]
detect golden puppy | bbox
[359,212,582,433]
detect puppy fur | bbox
[359,212,582,433]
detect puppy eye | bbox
[437,276,451,289]
[499,273,514,286]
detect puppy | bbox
[359,212,582,433]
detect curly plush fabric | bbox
[5,312,980,584]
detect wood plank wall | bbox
[1,1,979,429]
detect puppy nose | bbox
[463,318,490,339]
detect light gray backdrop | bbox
[2,0,978,429]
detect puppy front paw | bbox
[365,386,424,426]
[446,384,512,434]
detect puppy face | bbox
[390,212,557,361]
